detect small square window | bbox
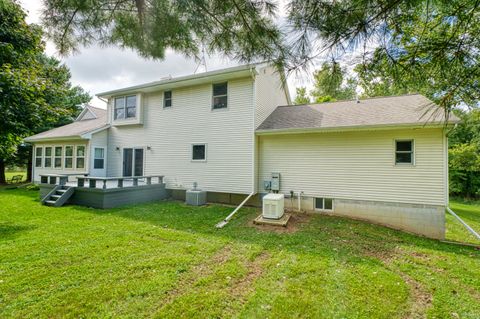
[315,197,334,211]
[164,91,172,108]
[212,82,228,109]
[192,144,206,161]
[395,140,414,164]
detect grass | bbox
[4,171,27,184]
[0,188,479,318]
[447,199,480,245]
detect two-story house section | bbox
[92,63,288,196]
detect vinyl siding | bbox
[32,140,89,182]
[258,128,447,206]
[89,130,108,177]
[106,77,255,193]
[254,65,289,129]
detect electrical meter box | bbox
[271,173,280,192]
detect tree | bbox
[42,0,480,110]
[293,87,310,104]
[448,109,480,198]
[0,0,90,184]
[310,62,356,102]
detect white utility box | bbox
[262,193,285,219]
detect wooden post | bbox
[102,180,107,189]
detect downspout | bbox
[446,207,480,240]
[215,192,256,228]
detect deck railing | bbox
[39,174,164,189]
[76,175,164,189]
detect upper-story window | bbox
[164,91,172,108]
[212,82,228,109]
[114,95,137,120]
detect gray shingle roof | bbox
[257,94,459,132]
[25,106,108,142]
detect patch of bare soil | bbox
[248,212,312,233]
[226,251,270,307]
[161,245,233,303]
[400,273,433,319]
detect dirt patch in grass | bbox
[248,212,312,233]
[229,251,270,300]
[400,273,432,319]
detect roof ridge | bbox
[278,93,424,108]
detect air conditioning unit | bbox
[186,182,206,206]
[262,193,285,219]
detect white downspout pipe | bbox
[446,207,480,240]
[215,191,256,228]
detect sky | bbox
[19,0,312,109]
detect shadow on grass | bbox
[66,199,479,264]
[0,223,36,241]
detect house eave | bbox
[255,122,457,136]
[97,64,262,98]
[24,135,87,143]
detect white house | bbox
[25,63,459,239]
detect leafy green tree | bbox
[448,109,480,198]
[0,0,90,183]
[293,87,310,104]
[310,62,356,103]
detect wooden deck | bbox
[39,174,167,209]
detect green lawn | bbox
[1,188,479,318]
[4,171,27,184]
[447,200,480,245]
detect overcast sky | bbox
[19,0,312,108]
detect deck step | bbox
[45,200,57,205]
[51,195,61,199]
[56,189,67,193]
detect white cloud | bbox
[19,0,315,107]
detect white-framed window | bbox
[94,147,105,169]
[164,91,172,108]
[54,146,63,168]
[35,147,43,168]
[315,197,334,211]
[395,140,414,165]
[212,82,228,109]
[192,144,207,161]
[44,146,52,168]
[64,146,73,169]
[76,146,85,169]
[114,95,137,120]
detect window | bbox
[35,147,43,168]
[315,197,334,211]
[192,144,206,161]
[114,95,137,119]
[54,146,63,168]
[164,91,172,108]
[44,147,52,168]
[76,146,85,169]
[395,140,414,164]
[64,146,73,168]
[94,148,105,169]
[212,82,228,109]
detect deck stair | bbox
[42,186,75,207]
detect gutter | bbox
[255,122,458,136]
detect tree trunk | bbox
[27,152,32,182]
[0,158,6,184]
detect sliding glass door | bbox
[123,148,144,177]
